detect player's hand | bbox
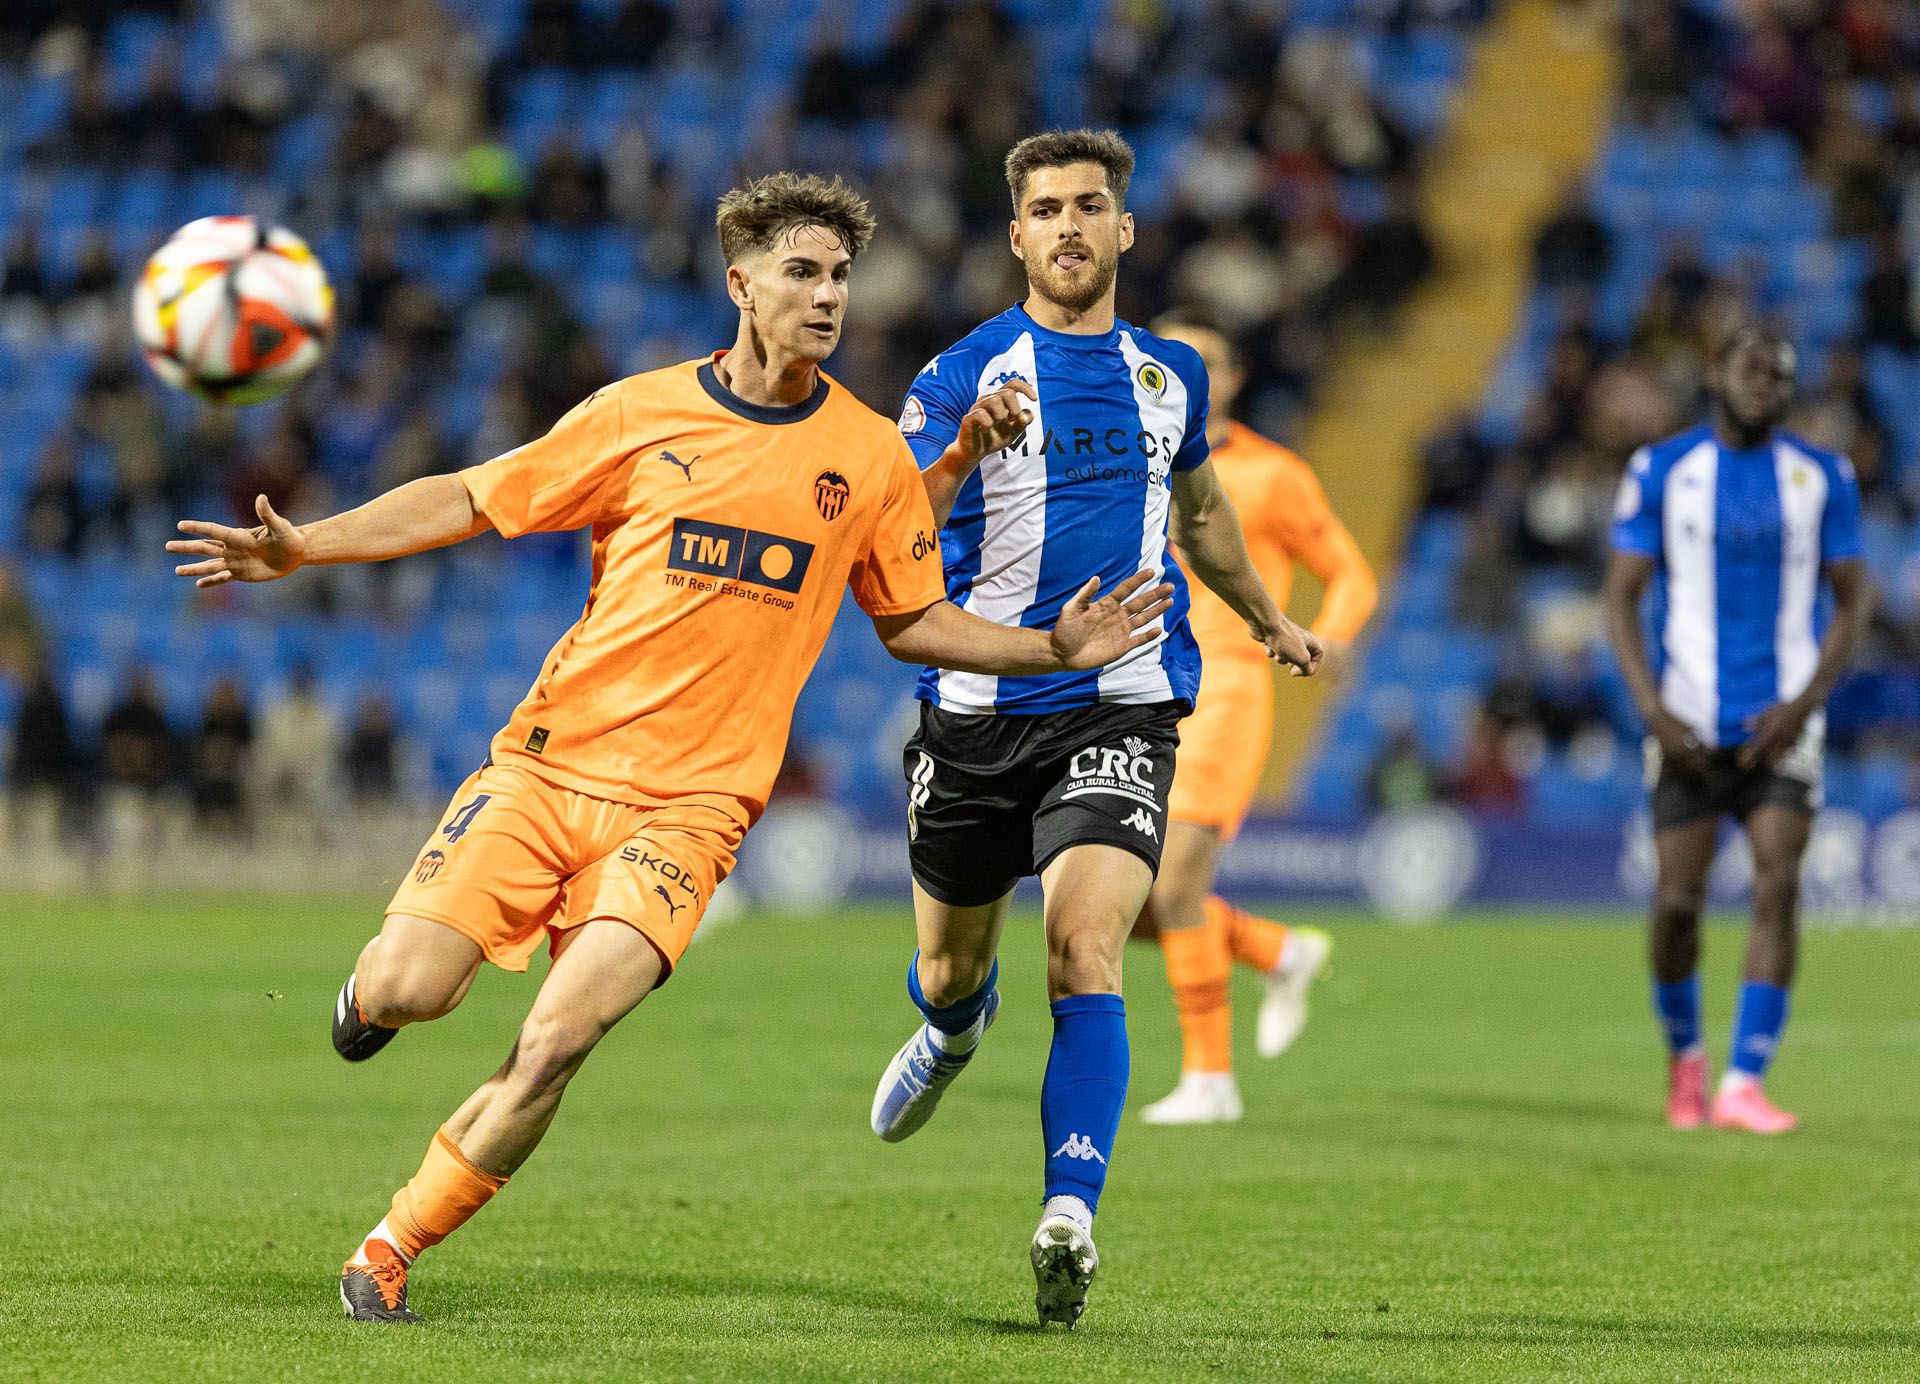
[1049,569,1174,671]
[1256,615,1322,677]
[957,379,1037,463]
[1649,709,1710,776]
[1739,698,1811,771]
[167,494,308,587]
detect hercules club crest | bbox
[814,470,851,521]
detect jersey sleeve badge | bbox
[898,396,926,436]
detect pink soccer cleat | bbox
[1710,1080,1798,1134]
[1666,1051,1708,1130]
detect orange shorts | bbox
[385,762,743,980]
[1167,655,1274,842]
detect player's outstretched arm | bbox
[1170,461,1320,676]
[168,475,493,588]
[919,380,1036,526]
[871,571,1172,675]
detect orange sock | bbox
[1219,897,1289,974]
[385,1127,507,1260]
[1160,906,1234,1073]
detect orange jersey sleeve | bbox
[849,440,946,618]
[461,387,633,538]
[1266,449,1378,645]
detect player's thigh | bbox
[912,878,1013,979]
[386,764,576,974]
[1743,802,1813,889]
[558,809,742,985]
[1138,819,1224,938]
[1041,843,1156,998]
[358,913,484,1016]
[902,710,1033,909]
[1652,814,1720,908]
[512,918,667,1082]
[1166,660,1270,843]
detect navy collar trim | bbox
[1011,301,1122,348]
[697,358,830,424]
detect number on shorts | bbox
[907,753,934,839]
[441,793,493,844]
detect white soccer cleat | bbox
[1256,925,1332,1059]
[869,990,999,1143]
[1031,1212,1099,1327]
[1139,1072,1244,1125]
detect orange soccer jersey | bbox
[461,354,947,828]
[1170,422,1377,837]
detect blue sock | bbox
[907,952,997,1036]
[1040,993,1128,1216]
[1729,981,1790,1079]
[1652,975,1702,1055]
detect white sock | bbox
[1718,1070,1760,1096]
[1043,1195,1093,1232]
[926,1010,984,1056]
[351,1217,410,1265]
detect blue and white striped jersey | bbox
[899,304,1207,715]
[1611,423,1863,747]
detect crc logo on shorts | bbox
[1135,360,1168,400]
[414,849,445,884]
[667,518,814,593]
[1063,741,1159,811]
[814,470,851,521]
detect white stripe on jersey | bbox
[1660,438,1720,744]
[1772,439,1826,706]
[1103,331,1180,704]
[938,332,1045,712]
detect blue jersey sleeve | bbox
[1170,345,1210,473]
[1610,446,1662,555]
[897,356,968,471]
[1820,453,1864,563]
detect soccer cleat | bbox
[1710,1080,1798,1135]
[1031,1213,1099,1327]
[869,989,999,1143]
[1666,1051,1709,1130]
[1255,925,1332,1059]
[1139,1072,1243,1125]
[332,973,398,1063]
[340,1241,423,1323]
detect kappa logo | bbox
[1122,808,1158,841]
[1051,1133,1107,1164]
[987,369,1029,391]
[815,469,851,521]
[414,849,445,883]
[660,450,702,481]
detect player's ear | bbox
[726,261,752,312]
[1119,210,1135,253]
[1008,219,1022,260]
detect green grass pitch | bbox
[3,895,1916,1381]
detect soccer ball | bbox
[132,215,334,405]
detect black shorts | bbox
[903,701,1182,907]
[1646,734,1822,831]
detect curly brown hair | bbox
[1003,129,1136,212]
[714,172,876,265]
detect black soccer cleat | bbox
[331,973,398,1062]
[340,1242,423,1323]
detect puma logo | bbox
[660,450,702,481]
[653,885,685,921]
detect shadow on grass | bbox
[1322,1312,1920,1354]
[1401,1089,1648,1129]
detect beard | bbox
[1024,240,1118,314]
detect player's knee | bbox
[505,1015,598,1098]
[1048,927,1122,995]
[357,955,468,1027]
[1750,859,1803,919]
[1652,888,1704,933]
[918,951,995,1007]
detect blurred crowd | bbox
[1395,0,1920,818]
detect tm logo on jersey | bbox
[1052,1133,1107,1164]
[667,518,814,594]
